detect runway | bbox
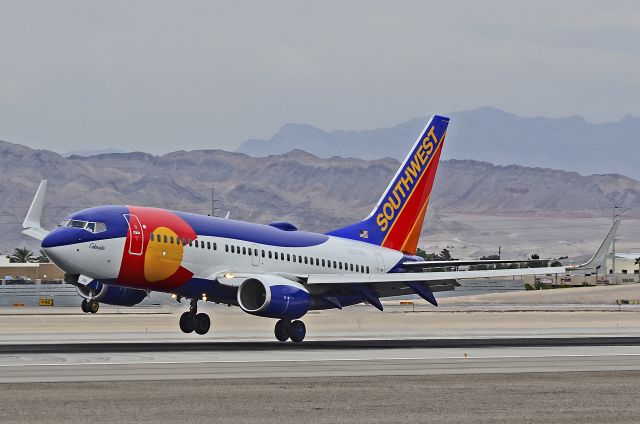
[2,303,640,423]
[2,337,640,383]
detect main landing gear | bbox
[274,319,306,343]
[81,299,99,314]
[179,298,211,335]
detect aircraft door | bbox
[124,214,144,256]
[251,244,260,266]
[375,253,385,273]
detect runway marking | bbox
[2,352,640,368]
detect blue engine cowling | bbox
[77,280,147,307]
[237,276,310,319]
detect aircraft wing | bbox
[402,259,545,268]
[304,266,565,309]
[306,267,565,285]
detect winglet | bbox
[570,218,621,270]
[22,180,49,241]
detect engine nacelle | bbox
[237,275,310,319]
[77,280,147,307]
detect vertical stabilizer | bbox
[327,115,449,254]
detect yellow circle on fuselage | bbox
[144,227,184,282]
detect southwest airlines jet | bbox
[22,115,607,342]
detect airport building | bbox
[606,253,640,283]
[0,255,65,283]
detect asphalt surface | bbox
[2,373,639,424]
[1,302,639,423]
[2,337,640,383]
[1,335,640,354]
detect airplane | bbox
[22,115,602,342]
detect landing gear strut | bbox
[81,299,99,314]
[274,319,306,343]
[179,298,211,335]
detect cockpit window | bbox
[68,220,87,228]
[60,219,107,234]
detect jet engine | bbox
[237,275,310,319]
[77,280,147,307]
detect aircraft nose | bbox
[42,228,75,249]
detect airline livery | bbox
[23,115,576,342]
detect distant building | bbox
[606,253,640,283]
[0,256,65,283]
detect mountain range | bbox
[0,139,638,254]
[237,107,640,180]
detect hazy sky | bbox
[0,1,638,154]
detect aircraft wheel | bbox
[274,319,290,342]
[81,299,90,313]
[179,312,195,333]
[87,299,99,314]
[194,313,211,335]
[288,320,306,343]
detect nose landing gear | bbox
[81,298,99,314]
[179,298,211,335]
[274,319,306,343]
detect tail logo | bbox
[376,125,442,233]
[326,114,449,254]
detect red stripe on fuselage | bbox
[117,206,197,292]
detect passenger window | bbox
[225,244,228,252]
[207,242,211,250]
[316,258,319,266]
[164,235,168,243]
[262,250,265,258]
[280,253,285,260]
[170,236,175,244]
[195,240,199,248]
[237,246,241,255]
[333,261,337,268]
[201,241,205,249]
[321,259,325,267]
[304,257,308,264]
[366,266,370,273]
[350,264,354,271]
[356,264,359,272]
[248,249,252,256]
[293,255,297,263]
[254,249,258,256]
[189,240,193,247]
[242,247,246,255]
[214,243,217,250]
[298,256,302,263]
[231,245,235,253]
[268,251,272,259]
[150,233,154,241]
[339,262,342,270]
[287,254,290,262]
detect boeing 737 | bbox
[22,115,608,342]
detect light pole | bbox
[611,204,620,284]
